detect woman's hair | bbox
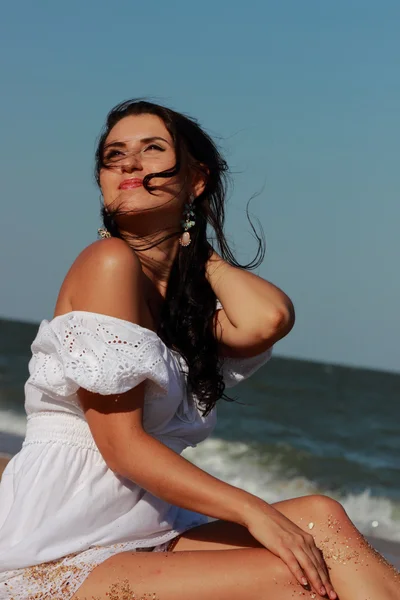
[95,99,265,416]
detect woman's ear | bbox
[191,164,209,199]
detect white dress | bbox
[0,309,273,599]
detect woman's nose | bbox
[121,151,143,173]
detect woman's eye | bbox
[104,150,123,161]
[144,144,164,152]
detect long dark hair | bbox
[95,100,265,417]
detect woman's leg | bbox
[73,494,399,600]
[275,495,399,598]
[72,546,325,600]
[172,494,400,599]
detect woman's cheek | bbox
[100,174,115,201]
[100,184,114,208]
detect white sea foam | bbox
[0,410,27,436]
[183,438,400,543]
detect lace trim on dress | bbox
[27,312,170,400]
[27,307,272,404]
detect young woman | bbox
[0,100,398,600]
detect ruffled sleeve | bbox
[215,299,273,388]
[27,311,169,399]
[220,347,273,388]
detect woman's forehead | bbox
[106,114,172,146]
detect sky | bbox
[0,1,399,373]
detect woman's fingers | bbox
[295,546,337,600]
[308,544,329,579]
[308,544,337,599]
[296,549,327,596]
[280,549,310,588]
[310,545,329,580]
[280,544,327,596]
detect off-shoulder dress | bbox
[0,308,272,599]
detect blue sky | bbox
[0,1,399,372]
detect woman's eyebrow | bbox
[104,136,169,150]
[103,140,127,150]
[141,136,169,145]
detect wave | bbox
[182,438,400,543]
[0,410,27,437]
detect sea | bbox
[1,316,400,549]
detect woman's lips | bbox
[119,178,143,190]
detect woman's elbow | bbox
[262,299,295,341]
[277,302,295,334]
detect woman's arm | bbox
[68,238,264,526]
[206,250,295,357]
[79,383,262,527]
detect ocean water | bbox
[1,316,400,545]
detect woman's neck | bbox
[123,233,180,297]
[138,244,178,332]
[116,210,181,294]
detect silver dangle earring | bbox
[97,227,111,239]
[179,197,196,247]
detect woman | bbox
[0,100,398,600]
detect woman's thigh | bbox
[172,494,348,553]
[72,495,342,600]
[72,546,310,600]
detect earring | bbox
[179,199,196,247]
[98,227,112,239]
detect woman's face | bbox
[99,113,185,218]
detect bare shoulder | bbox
[54,238,144,322]
[72,237,140,274]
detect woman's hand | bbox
[245,504,337,599]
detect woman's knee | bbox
[275,494,348,528]
[307,495,348,521]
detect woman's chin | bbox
[113,189,170,210]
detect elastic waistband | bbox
[23,412,98,451]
